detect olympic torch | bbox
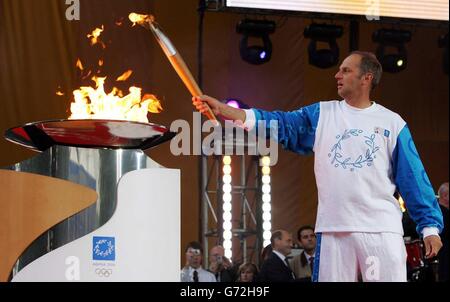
[129,13,218,123]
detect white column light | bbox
[261,156,272,247]
[222,156,233,259]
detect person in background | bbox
[208,245,236,282]
[289,225,316,281]
[236,262,258,282]
[180,241,216,282]
[259,244,273,268]
[257,230,296,282]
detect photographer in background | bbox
[208,245,238,282]
[180,241,216,282]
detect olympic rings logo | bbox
[95,268,113,277]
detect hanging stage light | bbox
[236,19,276,65]
[372,29,411,73]
[304,23,343,69]
[225,98,250,109]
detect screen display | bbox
[226,0,449,21]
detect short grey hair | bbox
[270,230,283,246]
[351,51,383,92]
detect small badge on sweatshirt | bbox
[374,127,390,138]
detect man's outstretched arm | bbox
[193,95,320,155]
[193,95,246,122]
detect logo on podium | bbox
[93,236,116,261]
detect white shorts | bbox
[312,232,407,282]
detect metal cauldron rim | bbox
[4,119,176,152]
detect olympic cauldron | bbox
[2,119,180,281]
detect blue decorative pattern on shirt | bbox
[392,125,443,235]
[252,102,320,155]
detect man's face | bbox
[186,247,202,268]
[209,246,224,264]
[334,54,370,99]
[274,232,293,256]
[299,229,316,252]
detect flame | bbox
[67,24,162,123]
[56,91,64,96]
[69,76,162,123]
[116,70,133,82]
[143,94,163,113]
[76,59,84,71]
[128,13,154,26]
[87,25,106,48]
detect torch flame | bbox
[116,70,133,82]
[69,75,162,123]
[128,13,154,26]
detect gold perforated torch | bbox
[129,13,218,123]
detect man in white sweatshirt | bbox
[192,51,443,282]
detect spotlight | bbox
[438,33,448,75]
[372,29,411,73]
[225,98,250,109]
[237,19,276,65]
[304,23,343,69]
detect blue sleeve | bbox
[252,102,320,155]
[392,125,443,236]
